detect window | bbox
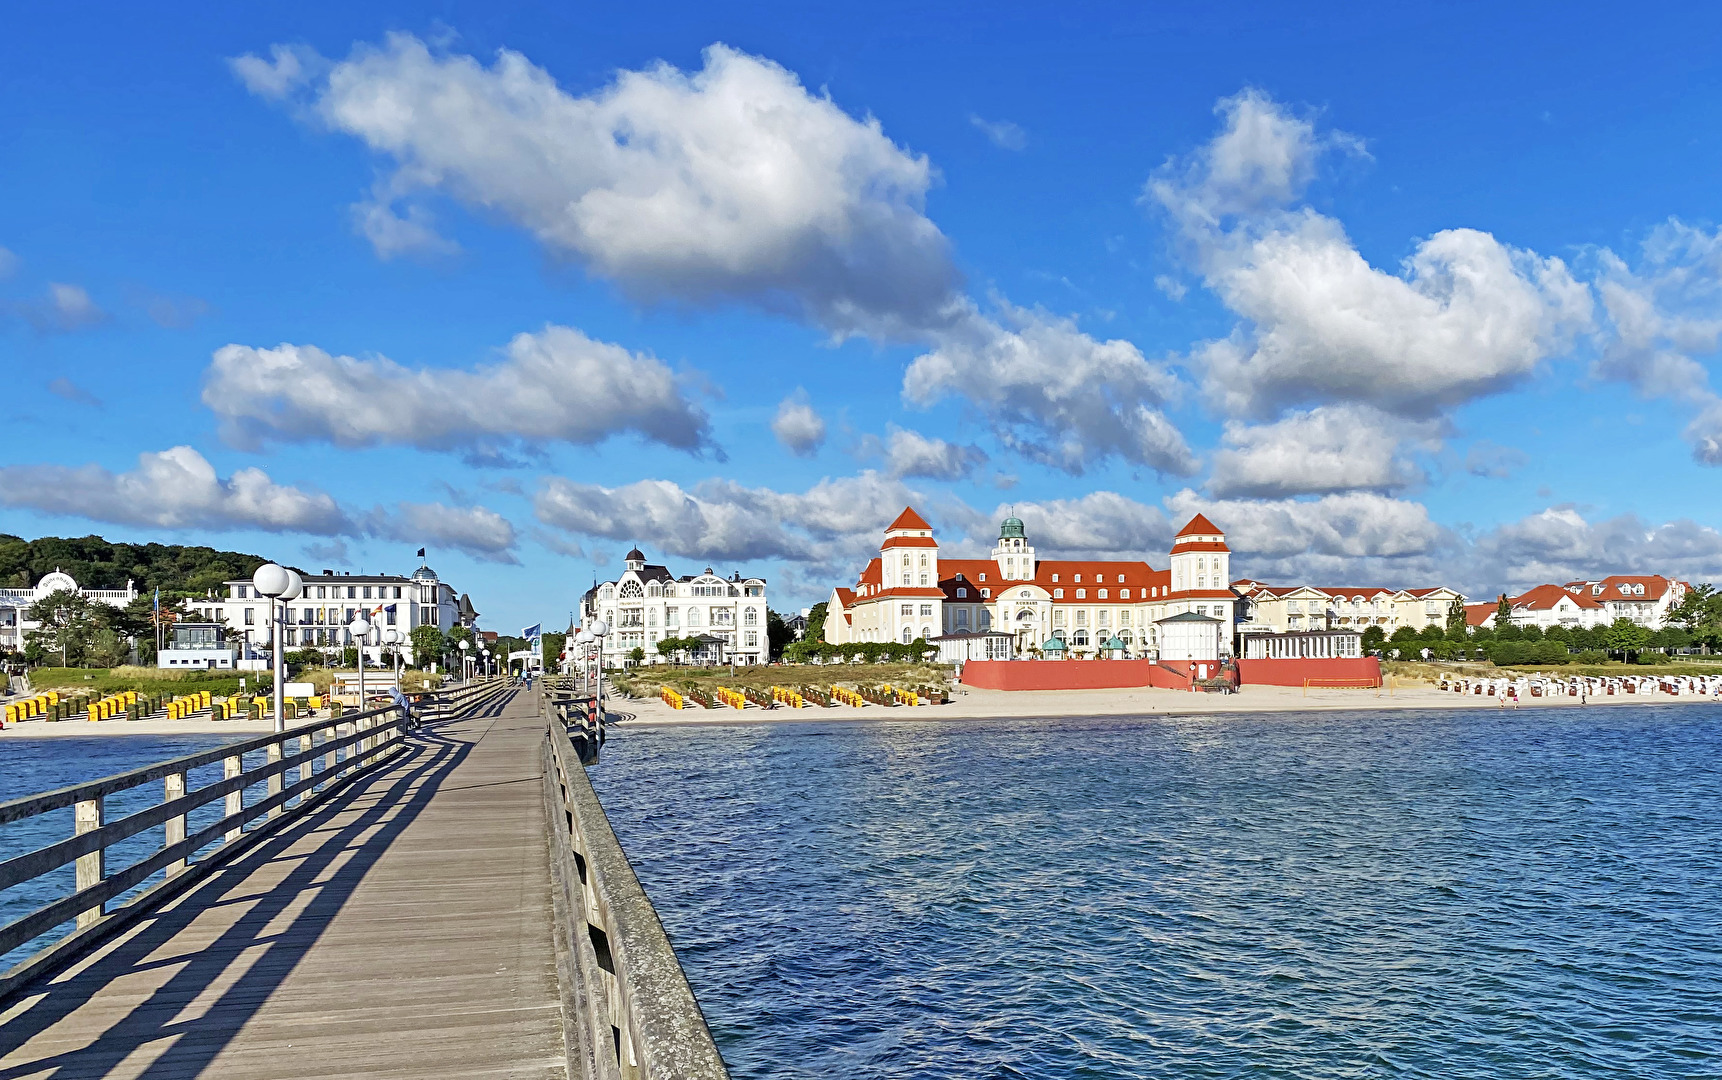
[1052,573,1060,582]
[1119,589,1130,599]
[1117,575,1125,584]
[393,587,402,599]
[920,604,933,617]
[901,604,915,616]
[1076,589,1086,599]
[745,631,758,648]
[285,629,296,644]
[979,573,987,582]
[620,580,643,599]
[956,609,970,627]
[1098,589,1108,599]
[302,607,313,623]
[386,607,397,625]
[1074,573,1082,583]
[1120,611,1131,626]
[244,608,255,625]
[315,586,325,599]
[902,554,911,568]
[348,586,357,599]
[1098,610,1110,628]
[363,586,373,599]
[920,574,929,586]
[980,589,991,598]
[1076,610,1088,627]
[235,585,247,599]
[1054,588,1064,598]
[1019,589,1031,598]
[666,608,679,627]
[1054,610,1066,627]
[687,608,702,627]
[957,587,968,597]
[919,553,928,568]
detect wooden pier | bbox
[0,684,728,1079]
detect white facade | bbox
[583,550,769,667]
[1156,612,1223,662]
[182,561,474,664]
[0,570,137,655]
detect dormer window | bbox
[1117,575,1125,584]
[957,587,968,598]
[1054,588,1064,598]
[980,588,991,598]
[1052,573,1060,582]
[1098,589,1108,599]
[979,573,987,582]
[1120,589,1130,599]
[1074,573,1082,583]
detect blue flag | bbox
[522,623,541,641]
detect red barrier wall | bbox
[1235,657,1381,687]
[960,659,1221,691]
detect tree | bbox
[1667,583,1722,651]
[1446,599,1469,638]
[25,589,107,667]
[804,602,829,644]
[627,646,646,665]
[1390,626,1419,644]
[767,610,792,660]
[410,624,446,669]
[1495,594,1512,629]
[541,631,566,672]
[1361,626,1386,653]
[1604,617,1650,659]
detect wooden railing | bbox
[0,677,512,1004]
[543,714,730,1079]
[544,689,605,766]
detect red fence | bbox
[959,659,1223,692]
[1235,657,1381,688]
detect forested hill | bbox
[0,535,267,598]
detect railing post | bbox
[266,742,283,818]
[323,722,337,780]
[74,797,104,927]
[299,733,313,799]
[164,772,187,877]
[224,754,243,841]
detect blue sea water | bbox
[0,734,256,970]
[589,706,1722,1079]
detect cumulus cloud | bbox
[969,115,1027,151]
[242,34,959,340]
[1473,505,1722,592]
[1591,221,1722,464]
[370,502,519,563]
[1209,405,1437,498]
[202,324,715,456]
[238,35,1197,472]
[534,470,923,573]
[904,302,1194,474]
[771,391,826,456]
[880,426,988,480]
[988,491,1173,557]
[228,43,322,100]
[0,445,519,559]
[0,446,352,534]
[1149,89,1591,422]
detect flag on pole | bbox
[417,548,426,558]
[522,623,541,641]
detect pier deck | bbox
[0,690,568,1079]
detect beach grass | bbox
[605,661,953,700]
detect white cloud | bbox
[883,426,988,480]
[0,446,352,534]
[1150,89,1591,422]
[0,445,522,560]
[969,114,1027,151]
[1591,221,1722,464]
[248,34,959,340]
[12,283,108,333]
[228,43,321,100]
[239,35,1198,472]
[1473,505,1722,592]
[771,391,826,456]
[1153,274,1187,301]
[534,470,922,572]
[202,324,714,455]
[371,502,519,563]
[988,491,1173,557]
[903,301,1195,475]
[1209,405,1437,498]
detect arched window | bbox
[919,553,928,568]
[744,608,758,626]
[901,554,911,568]
[620,580,643,599]
[1073,630,1089,646]
[901,627,912,643]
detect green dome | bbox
[1104,636,1126,651]
[1041,636,1067,651]
[1000,516,1026,539]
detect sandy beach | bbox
[1,715,290,738]
[615,680,1720,727]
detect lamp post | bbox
[588,620,610,722]
[349,616,371,712]
[252,563,302,734]
[458,638,469,683]
[481,646,491,678]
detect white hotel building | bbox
[582,549,769,667]
[183,560,477,663]
[0,570,137,654]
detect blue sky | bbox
[5,2,1722,632]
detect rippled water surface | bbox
[590,707,1722,1079]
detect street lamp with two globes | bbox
[251,563,303,734]
[349,615,371,710]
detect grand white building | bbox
[581,549,769,668]
[1237,584,1466,635]
[824,509,1240,658]
[182,558,477,664]
[1466,575,1690,631]
[0,570,137,655]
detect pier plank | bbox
[0,691,567,1079]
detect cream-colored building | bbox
[0,570,137,654]
[826,510,1240,658]
[1239,585,1465,635]
[581,549,769,668]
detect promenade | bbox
[0,690,569,1079]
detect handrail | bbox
[543,715,730,1080]
[0,676,513,1005]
